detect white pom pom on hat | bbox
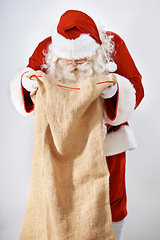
[106,61,117,72]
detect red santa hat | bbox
[51,10,102,60]
[51,10,117,72]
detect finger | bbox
[107,73,117,85]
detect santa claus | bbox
[10,10,144,240]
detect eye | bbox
[76,60,85,64]
[63,59,73,64]
[76,58,87,64]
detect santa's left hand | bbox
[22,72,38,92]
[101,83,117,99]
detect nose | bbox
[71,59,77,66]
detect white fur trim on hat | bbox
[104,74,136,126]
[10,67,35,117]
[104,125,137,156]
[106,62,117,72]
[51,32,100,59]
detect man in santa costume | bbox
[10,10,144,240]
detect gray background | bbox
[1,0,160,239]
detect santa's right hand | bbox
[22,72,38,92]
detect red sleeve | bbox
[22,37,52,113]
[104,32,144,121]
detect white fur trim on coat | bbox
[104,74,136,126]
[10,67,34,117]
[104,125,137,156]
[51,32,100,59]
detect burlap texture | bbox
[19,71,115,240]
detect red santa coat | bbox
[10,32,144,221]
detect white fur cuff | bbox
[104,74,136,126]
[10,67,34,117]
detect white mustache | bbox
[60,61,93,82]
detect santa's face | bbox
[44,31,115,83]
[44,42,111,84]
[51,57,94,84]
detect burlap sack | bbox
[19,71,116,240]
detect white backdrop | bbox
[1,0,160,239]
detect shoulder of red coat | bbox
[105,31,124,44]
[38,36,52,49]
[105,31,125,53]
